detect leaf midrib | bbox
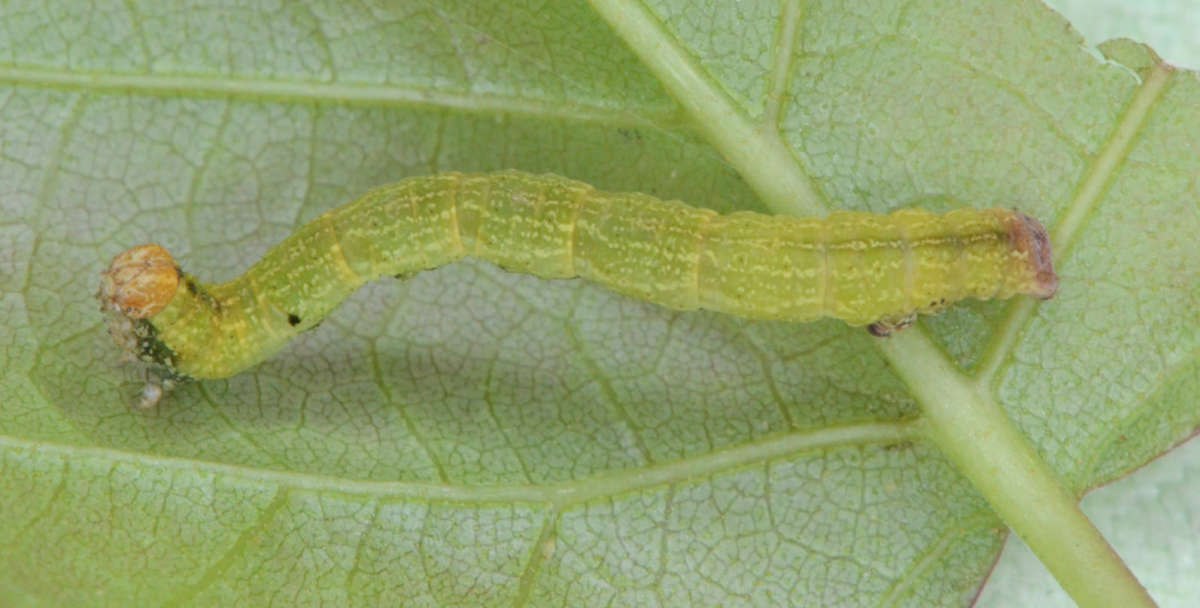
[586,1,1166,604]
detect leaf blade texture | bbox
[1,0,1197,605]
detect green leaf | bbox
[1,1,1196,606]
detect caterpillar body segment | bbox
[99,171,1058,405]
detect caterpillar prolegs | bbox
[100,171,1058,407]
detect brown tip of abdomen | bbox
[99,244,181,318]
[1009,212,1058,299]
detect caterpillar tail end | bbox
[1009,212,1059,300]
[98,244,186,408]
[865,212,1060,339]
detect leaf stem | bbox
[879,330,1155,608]
[586,0,825,217]
[589,1,1156,604]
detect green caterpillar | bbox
[100,171,1058,407]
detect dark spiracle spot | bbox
[287,313,301,327]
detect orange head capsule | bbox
[99,244,181,319]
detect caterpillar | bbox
[99,171,1058,407]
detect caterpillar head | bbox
[99,244,181,319]
[98,245,186,408]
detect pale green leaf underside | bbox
[1,1,1197,606]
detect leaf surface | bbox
[1,1,1197,605]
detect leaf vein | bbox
[161,488,290,608]
[762,0,804,130]
[512,509,559,607]
[0,65,679,130]
[975,60,1175,386]
[0,420,920,508]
